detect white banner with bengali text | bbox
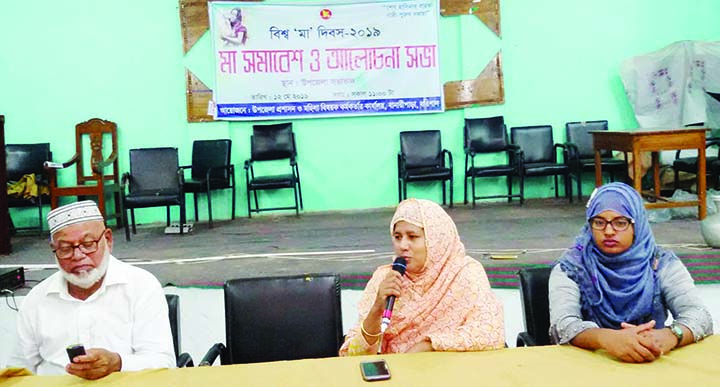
[208,0,443,120]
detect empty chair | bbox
[463,116,522,206]
[244,123,302,217]
[564,120,628,200]
[510,125,572,204]
[47,118,123,226]
[516,266,552,347]
[397,130,453,207]
[165,294,193,367]
[181,139,236,228]
[200,273,343,365]
[121,147,186,241]
[672,123,720,192]
[6,143,51,234]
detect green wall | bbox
[3,0,720,227]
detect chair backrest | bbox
[6,143,51,182]
[165,294,181,359]
[464,116,509,153]
[75,118,119,184]
[400,130,442,168]
[565,120,609,159]
[128,147,180,195]
[224,273,343,364]
[518,266,552,346]
[251,123,295,161]
[191,139,232,181]
[511,125,556,164]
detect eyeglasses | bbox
[588,216,634,232]
[52,228,107,260]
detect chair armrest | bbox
[554,143,570,163]
[516,332,538,347]
[177,352,194,368]
[177,168,185,186]
[92,150,118,174]
[243,159,251,170]
[199,343,227,366]
[205,164,235,180]
[121,172,132,187]
[442,149,453,170]
[44,152,81,170]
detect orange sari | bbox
[340,199,505,355]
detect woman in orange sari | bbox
[339,198,505,355]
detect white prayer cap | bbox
[47,200,104,235]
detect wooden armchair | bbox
[46,118,123,226]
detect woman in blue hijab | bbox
[549,182,712,363]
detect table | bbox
[591,128,708,219]
[3,336,720,386]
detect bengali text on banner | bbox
[208,0,443,120]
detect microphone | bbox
[380,257,407,334]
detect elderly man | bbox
[7,200,175,379]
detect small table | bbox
[591,128,708,219]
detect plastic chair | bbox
[46,118,123,227]
[397,130,453,207]
[199,273,343,365]
[517,266,552,347]
[244,123,302,217]
[463,116,523,206]
[6,143,51,234]
[121,147,186,241]
[180,139,235,228]
[510,125,572,204]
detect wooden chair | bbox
[46,118,123,227]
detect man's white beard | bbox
[57,249,110,289]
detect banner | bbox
[208,0,443,120]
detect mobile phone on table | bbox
[66,344,86,363]
[360,359,391,382]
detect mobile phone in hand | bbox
[360,359,391,382]
[66,344,86,363]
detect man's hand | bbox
[66,348,122,380]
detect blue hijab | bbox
[557,182,676,329]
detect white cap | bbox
[47,200,104,235]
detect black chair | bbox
[121,147,186,241]
[564,120,628,200]
[199,273,343,365]
[517,266,552,347]
[463,116,523,206]
[510,125,572,204]
[244,123,302,217]
[397,130,453,207]
[180,139,235,228]
[165,294,193,367]
[672,122,720,191]
[6,143,51,235]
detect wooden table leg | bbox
[632,150,643,194]
[652,152,661,198]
